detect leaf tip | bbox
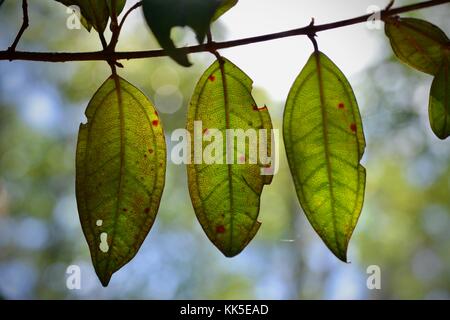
[215,221,261,258]
[335,250,349,263]
[219,244,246,258]
[434,132,449,140]
[323,241,349,263]
[96,269,113,287]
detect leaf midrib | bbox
[314,52,341,255]
[104,75,126,277]
[217,60,236,252]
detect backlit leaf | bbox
[76,75,166,286]
[187,58,274,257]
[283,51,366,262]
[142,0,224,67]
[429,56,449,139]
[385,17,449,75]
[55,0,127,32]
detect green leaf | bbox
[187,58,274,257]
[55,0,127,32]
[283,51,366,262]
[429,57,449,139]
[212,0,238,21]
[142,0,224,67]
[385,17,449,75]
[76,75,166,286]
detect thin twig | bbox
[119,1,142,31]
[8,0,29,53]
[99,33,108,50]
[206,29,222,62]
[0,0,448,63]
[106,0,122,71]
[307,18,319,53]
[386,0,396,11]
[107,0,121,53]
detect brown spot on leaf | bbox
[148,149,154,154]
[144,208,150,214]
[123,208,128,212]
[208,75,216,82]
[253,104,268,111]
[350,123,357,133]
[338,102,345,109]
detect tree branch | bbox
[0,0,448,63]
[7,0,29,52]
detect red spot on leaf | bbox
[350,123,357,133]
[209,75,216,82]
[338,103,345,109]
[144,208,150,214]
[216,225,226,233]
[154,110,158,116]
[152,120,159,127]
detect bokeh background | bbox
[0,0,449,299]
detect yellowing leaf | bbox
[76,75,166,286]
[385,17,449,75]
[429,57,449,139]
[283,52,366,262]
[187,58,273,257]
